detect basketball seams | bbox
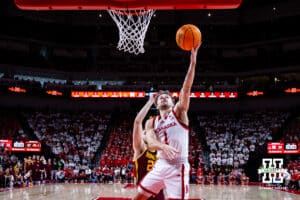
[182,27,190,51]
[184,26,195,51]
[189,27,195,50]
[176,24,201,51]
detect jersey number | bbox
[146,160,155,171]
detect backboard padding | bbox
[15,0,242,10]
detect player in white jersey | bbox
[133,42,201,200]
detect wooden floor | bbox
[0,183,299,200]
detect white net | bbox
[108,9,155,55]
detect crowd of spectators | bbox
[281,118,300,190]
[199,112,289,168]
[281,119,299,143]
[1,110,299,190]
[284,159,300,190]
[194,166,250,185]
[25,111,110,168]
[0,111,26,140]
[197,111,290,185]
[0,148,136,188]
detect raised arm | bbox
[174,43,201,122]
[132,94,155,159]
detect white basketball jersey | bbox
[153,110,189,161]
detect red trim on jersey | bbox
[181,164,185,199]
[138,184,157,196]
[163,131,169,144]
[172,109,189,130]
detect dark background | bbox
[0,0,299,108]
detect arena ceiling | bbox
[0,0,299,81]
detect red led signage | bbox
[268,142,300,154]
[285,88,300,93]
[46,90,63,96]
[8,87,26,93]
[246,91,264,96]
[71,91,238,98]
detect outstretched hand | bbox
[162,144,179,160]
[148,92,157,104]
[190,42,201,64]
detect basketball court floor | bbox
[0,183,299,200]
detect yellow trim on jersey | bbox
[134,160,138,182]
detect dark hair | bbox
[154,90,174,106]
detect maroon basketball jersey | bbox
[135,150,157,185]
[134,150,165,200]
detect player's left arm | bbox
[133,94,155,157]
[174,43,201,123]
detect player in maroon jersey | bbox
[132,94,165,200]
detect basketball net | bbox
[108,9,155,55]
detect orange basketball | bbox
[176,24,201,51]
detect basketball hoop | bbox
[108,9,155,55]
[15,0,242,54]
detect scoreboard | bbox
[267,142,299,154]
[0,140,41,152]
